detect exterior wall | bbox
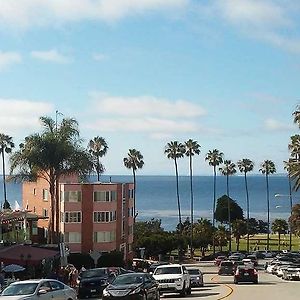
[23,176,134,261]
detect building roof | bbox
[0,210,48,224]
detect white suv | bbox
[152,264,191,296]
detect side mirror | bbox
[38,289,48,295]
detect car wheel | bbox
[186,285,191,295]
[155,290,160,300]
[180,283,186,297]
[253,280,258,284]
[142,293,147,300]
[234,279,238,285]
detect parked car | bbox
[214,256,226,266]
[0,279,77,300]
[152,264,191,296]
[234,266,258,284]
[78,267,116,298]
[282,265,300,281]
[218,261,235,275]
[233,261,245,272]
[246,255,258,267]
[186,267,204,287]
[102,272,160,300]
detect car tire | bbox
[253,280,258,284]
[180,283,186,297]
[155,290,160,300]
[186,285,191,295]
[234,279,238,285]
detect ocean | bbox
[1,175,299,231]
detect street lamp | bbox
[274,193,294,251]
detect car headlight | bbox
[129,287,141,295]
[102,288,110,297]
[196,277,200,280]
[175,278,182,282]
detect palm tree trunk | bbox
[278,233,281,250]
[266,174,270,251]
[288,175,293,251]
[133,169,136,222]
[97,156,100,181]
[55,176,60,243]
[244,172,250,253]
[49,172,55,244]
[227,174,232,253]
[1,147,7,205]
[174,158,182,228]
[189,156,194,258]
[213,166,216,254]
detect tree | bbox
[88,136,108,181]
[271,219,288,250]
[288,134,300,160]
[10,116,93,243]
[215,225,228,252]
[219,160,236,251]
[232,219,247,252]
[184,139,200,258]
[164,141,185,228]
[259,160,276,251]
[193,218,214,256]
[0,134,14,210]
[237,158,254,253]
[123,149,144,221]
[215,195,243,224]
[205,149,224,253]
[289,203,300,237]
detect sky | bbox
[0,0,300,176]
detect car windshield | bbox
[113,274,144,285]
[81,268,108,278]
[221,262,233,266]
[187,269,199,275]
[2,283,38,296]
[154,267,181,275]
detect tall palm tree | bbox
[219,160,236,252]
[184,139,201,258]
[0,134,14,210]
[88,136,108,181]
[237,158,254,253]
[292,105,300,127]
[165,141,185,229]
[10,116,93,243]
[271,219,288,251]
[123,149,144,221]
[288,135,300,161]
[259,160,276,251]
[205,149,223,253]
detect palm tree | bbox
[232,219,247,251]
[288,135,300,161]
[165,141,185,229]
[0,134,14,210]
[205,149,223,253]
[123,149,144,221]
[88,136,108,181]
[10,116,93,243]
[292,105,300,127]
[219,160,236,252]
[237,158,254,253]
[271,219,288,251]
[184,139,200,258]
[259,160,276,251]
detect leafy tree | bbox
[289,204,300,236]
[271,219,288,250]
[215,195,243,224]
[0,134,14,210]
[257,219,268,234]
[259,159,276,250]
[205,149,224,253]
[288,134,300,160]
[237,158,254,253]
[184,139,200,258]
[215,225,228,252]
[193,218,214,256]
[124,149,144,221]
[164,141,185,228]
[232,219,247,252]
[88,136,108,181]
[10,116,93,243]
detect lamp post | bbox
[275,191,295,251]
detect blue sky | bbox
[0,0,299,176]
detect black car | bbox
[102,272,160,300]
[78,268,116,298]
[218,261,234,275]
[234,266,258,284]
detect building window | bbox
[33,188,36,195]
[128,225,133,235]
[42,209,48,217]
[64,191,82,202]
[64,212,81,223]
[32,221,38,235]
[65,232,81,243]
[94,211,116,223]
[93,191,116,202]
[42,189,48,201]
[128,189,134,199]
[93,231,116,242]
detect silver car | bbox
[186,267,204,287]
[0,279,77,300]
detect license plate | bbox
[161,284,169,288]
[244,273,249,276]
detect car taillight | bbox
[235,270,239,276]
[253,269,258,275]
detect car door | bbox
[144,274,157,300]
[38,281,54,300]
[48,280,67,300]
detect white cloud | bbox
[0,99,53,135]
[0,51,22,70]
[92,53,108,61]
[0,0,188,29]
[31,49,70,63]
[264,118,294,131]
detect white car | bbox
[152,264,191,296]
[0,279,77,300]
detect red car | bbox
[234,266,258,284]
